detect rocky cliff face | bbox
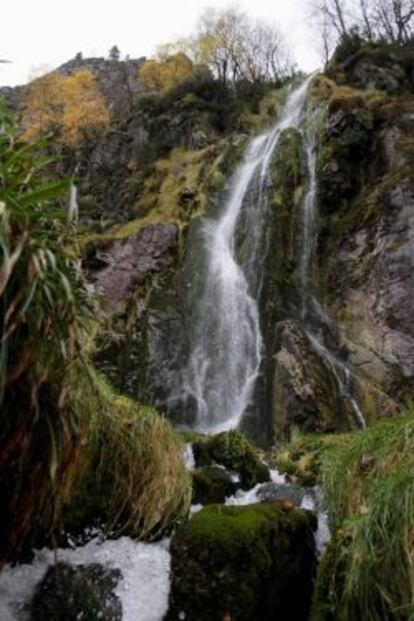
[88,46,413,443]
[4,46,412,445]
[262,46,414,442]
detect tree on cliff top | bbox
[310,0,414,62]
[22,69,110,148]
[139,52,194,93]
[138,6,292,93]
[109,45,121,61]
[194,6,291,86]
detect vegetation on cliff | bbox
[22,69,110,148]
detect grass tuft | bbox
[64,367,192,539]
[310,406,414,620]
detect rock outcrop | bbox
[90,222,185,409]
[270,320,355,440]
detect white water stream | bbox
[0,537,171,621]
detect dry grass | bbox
[64,367,192,539]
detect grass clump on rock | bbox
[62,368,192,539]
[167,502,317,621]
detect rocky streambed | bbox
[0,432,330,621]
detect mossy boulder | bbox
[167,502,317,621]
[31,563,122,621]
[192,431,270,489]
[192,466,238,505]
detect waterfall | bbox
[179,79,313,433]
[67,182,79,225]
[299,107,366,428]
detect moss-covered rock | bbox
[192,466,238,505]
[192,431,270,489]
[31,563,122,621]
[167,502,317,621]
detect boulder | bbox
[192,466,238,505]
[257,482,313,506]
[167,502,317,621]
[31,563,122,621]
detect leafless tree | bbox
[373,0,414,42]
[241,22,292,83]
[358,0,374,40]
[196,6,291,86]
[310,0,414,63]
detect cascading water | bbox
[67,182,79,225]
[299,106,366,428]
[179,79,313,433]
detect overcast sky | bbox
[1,0,320,87]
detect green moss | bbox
[168,502,316,621]
[193,430,270,489]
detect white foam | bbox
[182,443,196,471]
[0,536,171,621]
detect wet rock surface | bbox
[192,466,238,505]
[31,562,122,621]
[89,223,178,313]
[271,320,354,440]
[257,482,313,506]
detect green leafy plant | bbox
[0,99,91,564]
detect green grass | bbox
[305,407,414,620]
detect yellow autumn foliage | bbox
[139,52,194,93]
[22,69,110,147]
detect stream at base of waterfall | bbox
[0,444,330,621]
